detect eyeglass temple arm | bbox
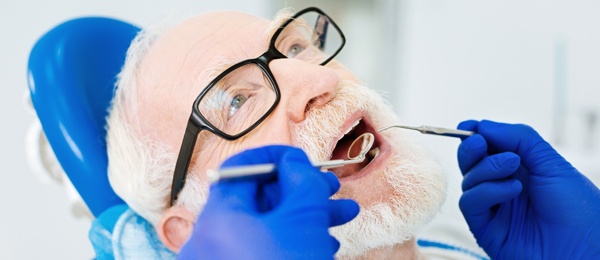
[170,122,201,206]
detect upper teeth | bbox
[343,119,361,135]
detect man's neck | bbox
[338,238,424,260]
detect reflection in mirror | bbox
[347,132,374,160]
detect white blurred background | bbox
[1,0,599,259]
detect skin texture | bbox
[134,10,445,259]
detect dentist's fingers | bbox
[322,171,341,196]
[459,179,522,227]
[476,120,575,177]
[277,148,331,203]
[458,134,488,175]
[328,199,359,227]
[457,120,478,134]
[462,152,521,191]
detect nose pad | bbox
[269,59,339,122]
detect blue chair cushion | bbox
[28,17,140,217]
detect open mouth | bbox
[330,118,381,179]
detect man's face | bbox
[138,10,445,256]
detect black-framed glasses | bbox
[170,7,346,205]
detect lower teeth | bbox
[368,147,380,159]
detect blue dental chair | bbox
[28,17,139,218]
[28,17,177,259]
[27,16,162,258]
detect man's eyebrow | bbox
[203,57,237,82]
[188,57,236,99]
[264,8,294,41]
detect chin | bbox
[331,128,447,258]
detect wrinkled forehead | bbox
[142,11,287,86]
[180,11,271,64]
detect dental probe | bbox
[378,125,475,138]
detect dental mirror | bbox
[210,132,376,182]
[347,132,375,160]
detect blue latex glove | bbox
[178,145,359,260]
[457,120,600,259]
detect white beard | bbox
[292,81,447,258]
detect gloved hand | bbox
[178,145,359,260]
[457,120,600,259]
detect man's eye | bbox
[287,44,305,58]
[228,94,248,117]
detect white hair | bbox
[105,16,207,225]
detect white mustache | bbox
[289,80,447,258]
[291,80,398,161]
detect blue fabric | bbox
[86,205,486,259]
[418,239,489,260]
[89,205,175,260]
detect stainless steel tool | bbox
[378,124,474,138]
[209,132,375,182]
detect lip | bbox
[330,111,391,181]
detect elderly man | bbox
[105,7,451,259]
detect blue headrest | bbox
[28,17,140,217]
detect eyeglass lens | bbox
[274,11,343,65]
[198,63,276,136]
[197,10,342,137]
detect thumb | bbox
[476,120,574,176]
[216,145,299,212]
[277,148,330,204]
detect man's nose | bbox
[269,59,339,122]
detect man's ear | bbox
[156,205,196,252]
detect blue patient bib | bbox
[89,204,176,260]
